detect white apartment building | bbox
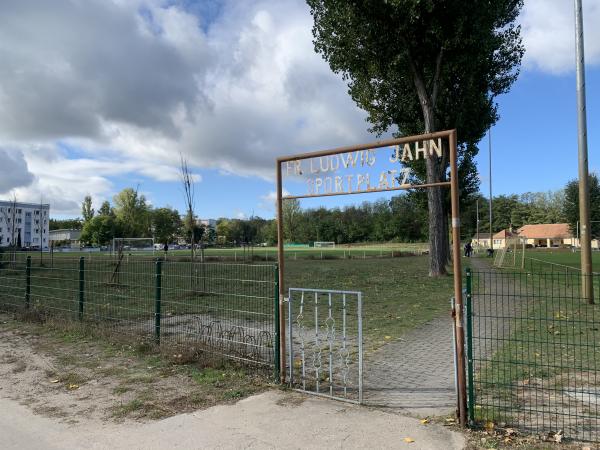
[0,200,50,249]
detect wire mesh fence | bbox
[3,247,427,264]
[0,253,279,376]
[466,268,600,442]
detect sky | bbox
[0,0,599,220]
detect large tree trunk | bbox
[425,158,448,276]
[422,97,447,276]
[411,53,448,276]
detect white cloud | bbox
[0,0,375,214]
[521,0,600,74]
[258,189,291,212]
[3,0,594,216]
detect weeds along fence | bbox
[0,253,279,377]
[466,269,600,442]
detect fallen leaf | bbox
[67,384,79,390]
[403,437,415,443]
[384,336,392,340]
[554,430,564,443]
[419,418,429,425]
[50,379,59,384]
[484,421,495,432]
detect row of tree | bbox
[62,189,207,247]
[54,174,599,247]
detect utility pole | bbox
[476,199,480,251]
[575,0,593,303]
[488,129,493,253]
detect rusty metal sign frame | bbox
[275,129,467,425]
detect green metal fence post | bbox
[25,256,31,309]
[273,264,280,382]
[155,260,162,344]
[465,268,475,425]
[78,257,85,320]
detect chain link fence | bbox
[466,268,600,442]
[0,253,279,376]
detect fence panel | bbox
[0,254,277,373]
[467,268,600,442]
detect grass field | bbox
[524,248,600,270]
[285,255,459,348]
[0,251,462,356]
[14,242,429,262]
[470,258,600,440]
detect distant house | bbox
[49,229,82,248]
[472,229,516,249]
[517,223,573,248]
[473,223,600,250]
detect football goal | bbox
[111,238,155,257]
[493,236,525,269]
[313,241,336,248]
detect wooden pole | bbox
[449,130,468,426]
[276,161,286,382]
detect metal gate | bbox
[287,288,363,403]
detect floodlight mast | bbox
[575,0,593,303]
[276,129,468,426]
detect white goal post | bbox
[313,241,336,248]
[111,238,155,256]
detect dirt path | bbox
[0,392,465,450]
[0,317,466,449]
[0,317,265,423]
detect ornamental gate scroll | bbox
[287,288,363,403]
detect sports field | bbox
[0,250,461,351]
[285,255,460,348]
[28,242,429,262]
[524,248,600,270]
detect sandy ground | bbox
[0,318,466,449]
[0,391,465,450]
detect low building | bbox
[49,229,82,248]
[517,223,573,248]
[472,229,516,249]
[0,200,50,249]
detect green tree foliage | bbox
[215,217,271,245]
[151,207,182,245]
[113,188,150,237]
[282,199,302,243]
[49,218,82,231]
[306,0,524,275]
[98,200,113,216]
[563,174,600,239]
[80,215,122,246]
[81,195,94,223]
